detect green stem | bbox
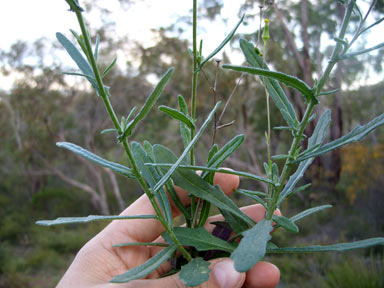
[266,1,356,220]
[189,0,199,227]
[190,0,198,166]
[74,11,120,132]
[74,9,191,262]
[266,100,315,220]
[317,0,355,92]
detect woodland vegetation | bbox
[0,0,383,286]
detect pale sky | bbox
[0,0,249,90]
[0,0,382,90]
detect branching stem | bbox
[73,8,191,262]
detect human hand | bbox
[57,172,280,288]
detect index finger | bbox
[99,172,240,244]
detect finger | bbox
[118,258,245,288]
[151,204,281,275]
[102,172,240,244]
[244,261,280,288]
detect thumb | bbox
[152,258,245,288]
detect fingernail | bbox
[213,259,242,288]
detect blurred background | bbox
[0,0,383,287]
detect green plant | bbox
[37,0,384,286]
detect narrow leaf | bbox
[239,39,300,123]
[290,205,332,223]
[70,29,88,59]
[102,56,117,78]
[143,140,155,161]
[231,219,273,272]
[223,64,314,102]
[272,215,299,233]
[198,14,244,69]
[101,128,118,135]
[63,71,96,82]
[131,142,172,225]
[111,245,177,283]
[154,145,255,226]
[341,42,384,60]
[273,126,291,131]
[235,189,266,207]
[36,214,156,226]
[178,95,191,160]
[179,257,211,287]
[319,88,340,96]
[163,227,235,253]
[267,238,384,254]
[94,33,100,61]
[123,68,174,139]
[56,33,96,85]
[153,102,221,192]
[359,17,384,36]
[278,109,331,205]
[159,105,195,128]
[56,142,135,178]
[289,183,312,197]
[271,154,289,160]
[201,134,245,179]
[296,113,384,162]
[148,164,273,185]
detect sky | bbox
[0,0,383,90]
[0,0,250,90]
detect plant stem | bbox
[190,0,198,166]
[317,0,355,92]
[190,0,199,227]
[265,100,315,220]
[74,11,120,132]
[265,1,357,220]
[74,9,191,262]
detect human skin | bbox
[57,172,280,288]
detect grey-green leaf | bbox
[231,219,273,272]
[201,134,245,179]
[267,238,384,254]
[178,95,191,159]
[131,142,173,225]
[295,112,384,162]
[198,14,244,69]
[153,145,254,226]
[290,205,332,223]
[159,105,195,128]
[223,64,314,103]
[152,102,221,192]
[147,164,273,185]
[278,109,331,205]
[123,67,174,139]
[239,39,299,125]
[56,142,135,178]
[36,214,156,226]
[102,56,117,78]
[56,33,96,86]
[272,215,299,233]
[111,245,177,283]
[101,128,118,135]
[235,189,266,208]
[163,227,235,253]
[179,257,211,287]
